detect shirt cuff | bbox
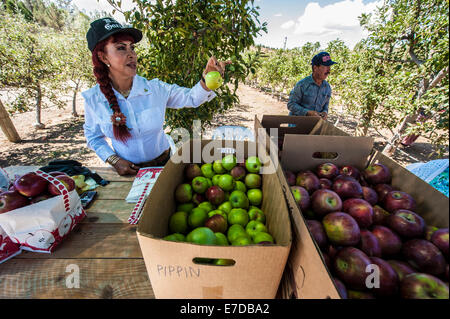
[194,81,217,103]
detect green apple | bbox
[227,224,247,243]
[192,176,209,194]
[224,191,230,201]
[198,201,215,213]
[175,183,193,203]
[169,211,189,234]
[205,71,223,90]
[222,154,237,171]
[229,190,249,209]
[218,174,235,192]
[234,181,247,193]
[213,159,226,174]
[212,174,222,186]
[213,258,235,266]
[188,207,208,228]
[245,173,262,189]
[248,207,266,224]
[217,201,233,214]
[228,208,249,227]
[186,227,217,245]
[247,188,263,206]
[215,232,229,246]
[253,231,274,244]
[246,220,268,239]
[163,233,186,242]
[232,235,253,246]
[206,178,213,188]
[201,163,215,179]
[208,209,228,221]
[177,202,195,214]
[245,156,262,173]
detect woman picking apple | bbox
[82,17,231,176]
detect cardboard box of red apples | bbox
[136,139,292,299]
[0,169,86,263]
[255,116,449,299]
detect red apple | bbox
[30,193,51,204]
[431,228,449,259]
[401,273,449,299]
[369,257,399,297]
[363,163,392,185]
[319,178,333,189]
[387,260,417,281]
[372,205,391,225]
[358,230,382,257]
[362,186,378,206]
[192,193,206,205]
[425,225,439,241]
[14,172,49,197]
[296,171,320,194]
[316,163,339,180]
[339,165,361,180]
[283,170,296,186]
[386,209,425,238]
[332,175,363,199]
[333,247,372,290]
[383,191,416,213]
[311,189,342,218]
[291,186,310,211]
[373,184,394,202]
[205,185,225,205]
[306,220,328,250]
[402,239,446,276]
[0,191,30,214]
[184,164,202,181]
[333,277,348,299]
[342,198,374,229]
[204,214,227,233]
[322,212,361,246]
[48,175,75,196]
[230,166,246,181]
[372,225,402,257]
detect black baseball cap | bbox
[312,52,337,66]
[86,17,143,52]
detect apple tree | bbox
[105,0,267,132]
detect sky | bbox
[72,0,383,49]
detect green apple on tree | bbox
[204,71,223,90]
[169,211,189,234]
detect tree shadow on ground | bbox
[0,116,97,167]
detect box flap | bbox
[281,135,374,172]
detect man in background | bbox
[287,52,337,121]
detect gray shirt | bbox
[287,75,331,116]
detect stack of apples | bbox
[0,171,76,214]
[284,163,449,299]
[164,155,275,265]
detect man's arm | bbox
[287,82,310,116]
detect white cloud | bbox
[275,13,283,17]
[72,0,136,22]
[281,20,295,29]
[290,0,382,48]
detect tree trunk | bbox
[34,84,45,129]
[0,98,21,143]
[72,81,79,117]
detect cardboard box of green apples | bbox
[136,139,292,299]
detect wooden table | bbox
[0,167,154,299]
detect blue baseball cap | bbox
[312,52,337,66]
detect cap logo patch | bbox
[105,22,122,31]
[322,55,331,62]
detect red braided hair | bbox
[91,32,135,143]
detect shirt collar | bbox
[308,74,327,88]
[98,75,151,103]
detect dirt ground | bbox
[0,83,448,169]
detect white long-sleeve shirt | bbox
[82,75,216,164]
